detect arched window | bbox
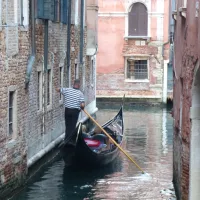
[128,3,148,36]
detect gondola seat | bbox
[90,134,107,143]
[84,138,101,147]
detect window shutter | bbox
[128,3,148,36]
[54,0,60,22]
[61,0,68,24]
[36,0,55,21]
[71,0,75,24]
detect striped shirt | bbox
[60,87,85,110]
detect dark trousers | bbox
[64,107,80,140]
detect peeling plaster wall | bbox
[97,0,169,102]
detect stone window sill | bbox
[124,36,151,41]
[125,79,149,83]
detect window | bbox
[75,63,79,79]
[91,59,94,84]
[47,69,52,106]
[8,88,17,138]
[127,60,148,80]
[60,0,68,24]
[54,0,60,22]
[36,0,56,21]
[20,0,29,26]
[9,91,14,135]
[128,3,148,36]
[59,66,63,100]
[37,71,42,110]
[183,0,187,7]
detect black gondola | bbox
[59,98,125,168]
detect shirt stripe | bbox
[61,87,85,109]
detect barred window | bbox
[127,60,148,80]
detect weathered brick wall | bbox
[173,0,199,199]
[0,0,95,198]
[0,0,29,195]
[97,39,164,99]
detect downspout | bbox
[25,0,35,88]
[80,0,84,64]
[80,0,85,92]
[44,19,48,72]
[67,0,72,86]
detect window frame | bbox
[75,62,79,80]
[37,71,43,111]
[128,2,148,37]
[8,86,18,139]
[60,0,68,24]
[125,56,150,82]
[35,0,56,21]
[59,66,64,102]
[47,68,52,108]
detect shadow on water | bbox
[62,157,123,200]
[11,156,123,200]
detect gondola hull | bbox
[59,102,124,168]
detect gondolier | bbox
[56,79,85,140]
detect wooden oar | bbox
[83,109,145,174]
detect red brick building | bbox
[0,0,98,198]
[97,0,170,103]
[172,0,200,199]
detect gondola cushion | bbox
[84,138,101,147]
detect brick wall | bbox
[0,0,95,198]
[173,0,199,199]
[97,39,164,99]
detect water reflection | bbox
[11,106,174,200]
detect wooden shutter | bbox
[54,0,60,22]
[61,0,68,24]
[71,0,75,24]
[36,0,55,21]
[128,3,148,36]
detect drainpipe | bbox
[80,0,84,64]
[80,0,85,91]
[25,0,35,88]
[67,0,72,86]
[44,19,48,72]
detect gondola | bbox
[59,98,124,168]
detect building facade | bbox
[0,0,98,198]
[97,0,170,103]
[172,0,200,199]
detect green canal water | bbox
[10,105,175,200]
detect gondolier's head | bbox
[73,79,81,89]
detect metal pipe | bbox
[44,19,48,72]
[67,0,72,85]
[80,0,84,64]
[25,0,36,88]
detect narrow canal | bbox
[10,105,175,200]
